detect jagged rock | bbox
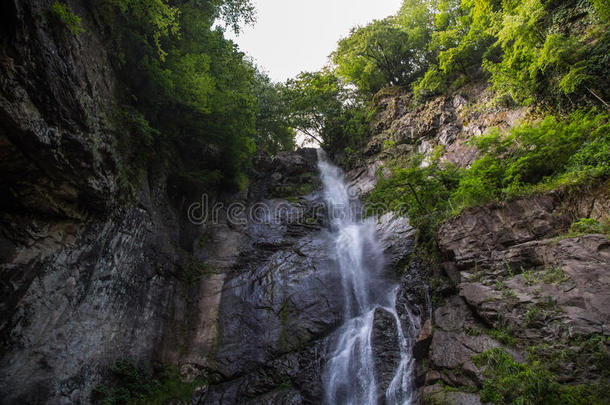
[346,159,387,197]
[438,194,570,270]
[412,319,433,360]
[376,212,416,266]
[272,149,318,176]
[439,124,460,146]
[213,233,343,378]
[460,283,501,307]
[0,0,120,219]
[371,308,402,396]
[430,330,499,370]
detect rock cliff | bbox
[349,85,610,404]
[0,4,419,403]
[1,1,608,404]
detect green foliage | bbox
[368,109,610,249]
[488,328,517,347]
[282,69,371,157]
[283,69,344,145]
[570,217,610,235]
[49,2,84,35]
[91,0,292,194]
[449,110,609,204]
[484,0,610,108]
[252,72,294,154]
[590,0,610,22]
[528,334,610,378]
[391,0,610,108]
[92,359,204,405]
[542,264,568,284]
[333,14,432,94]
[366,153,461,251]
[332,0,434,95]
[474,347,609,404]
[413,0,499,99]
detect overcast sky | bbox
[226,0,403,83]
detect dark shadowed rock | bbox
[412,319,433,360]
[371,307,402,396]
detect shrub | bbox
[367,109,610,252]
[92,359,204,405]
[49,2,84,35]
[474,348,609,404]
[569,218,610,235]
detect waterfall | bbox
[318,150,419,405]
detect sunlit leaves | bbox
[332,12,433,95]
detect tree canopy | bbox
[90,0,291,192]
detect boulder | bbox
[371,308,402,395]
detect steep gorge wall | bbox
[0,3,422,404]
[0,1,206,402]
[350,85,610,404]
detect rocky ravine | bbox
[2,1,608,404]
[348,86,610,404]
[0,3,423,403]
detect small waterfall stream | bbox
[318,151,419,405]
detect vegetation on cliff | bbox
[84,0,294,192]
[474,347,609,405]
[92,359,203,405]
[283,0,609,157]
[60,0,608,197]
[279,0,609,253]
[366,109,610,249]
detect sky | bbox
[225,0,403,83]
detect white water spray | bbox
[318,150,419,405]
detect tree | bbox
[484,0,610,107]
[412,0,500,98]
[332,15,432,95]
[91,0,296,191]
[252,72,295,154]
[282,69,370,156]
[283,69,344,145]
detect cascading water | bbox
[318,150,420,405]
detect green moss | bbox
[49,2,84,35]
[92,360,205,405]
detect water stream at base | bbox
[318,150,420,405]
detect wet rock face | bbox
[0,0,121,218]
[0,202,190,404]
[201,188,419,404]
[371,308,402,397]
[0,1,188,402]
[215,231,343,378]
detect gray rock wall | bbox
[349,84,610,404]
